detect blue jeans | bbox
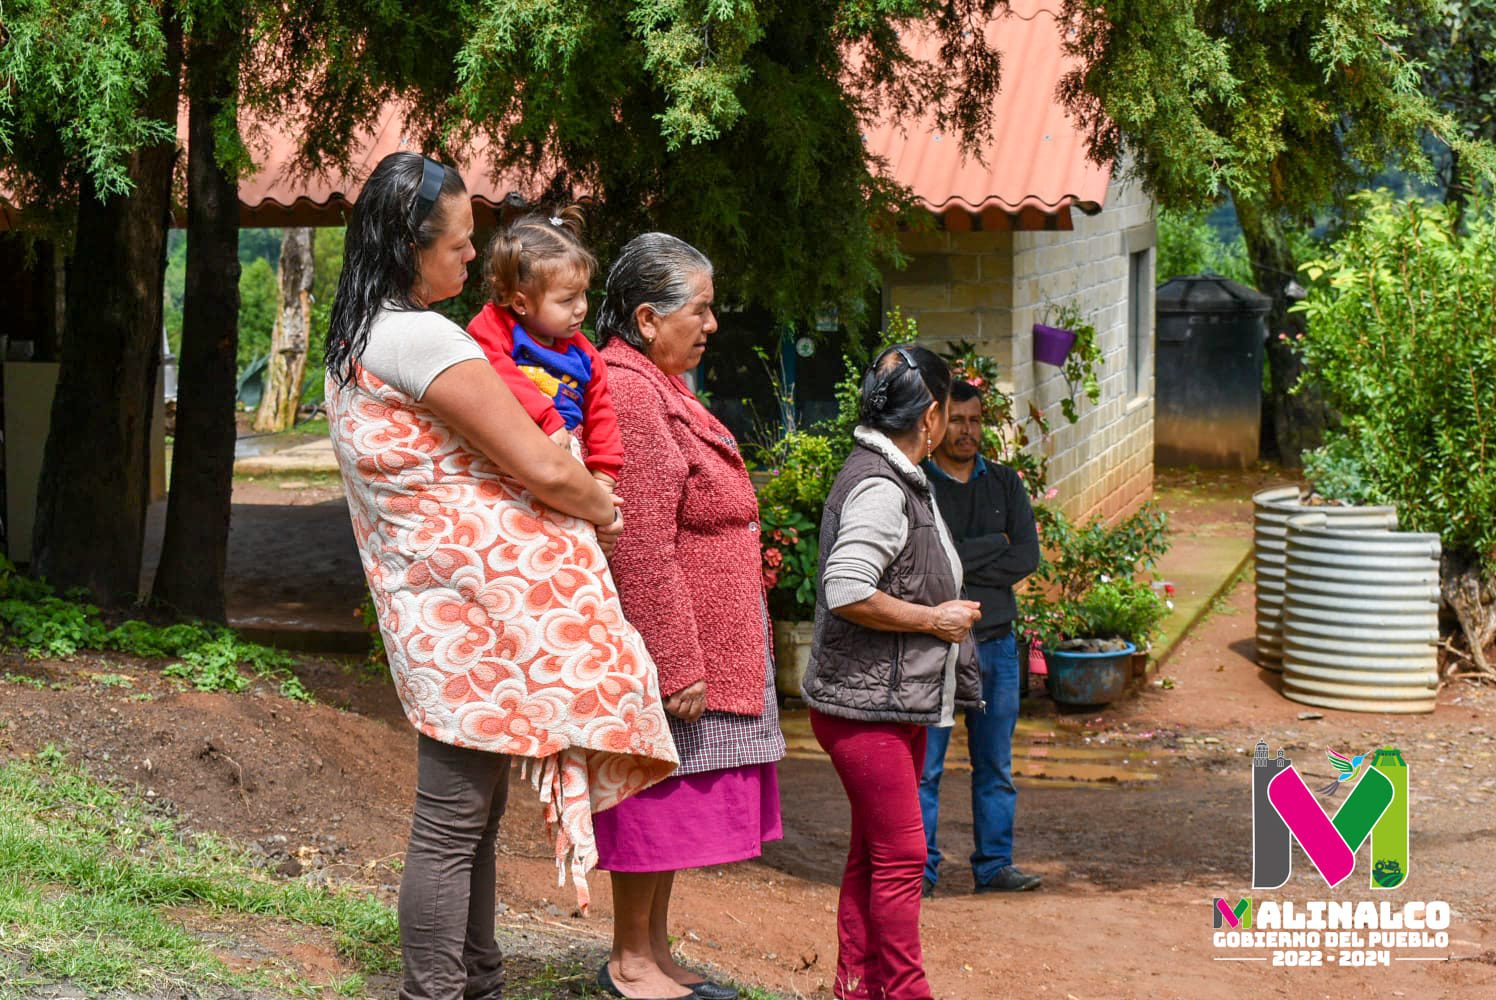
[918,632,1020,886]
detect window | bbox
[1127,248,1153,397]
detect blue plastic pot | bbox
[1044,642,1137,706]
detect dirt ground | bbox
[3,569,1495,999]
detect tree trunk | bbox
[151,13,243,620]
[1234,198,1328,468]
[30,21,182,604]
[1441,552,1496,680]
[252,228,315,432]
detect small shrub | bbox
[1073,580,1170,648]
[0,560,311,702]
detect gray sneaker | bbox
[974,866,1042,893]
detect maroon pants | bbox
[811,710,933,1000]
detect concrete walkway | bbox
[1148,466,1289,665]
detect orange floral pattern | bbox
[327,366,678,910]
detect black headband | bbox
[412,158,446,228]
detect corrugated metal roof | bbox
[863,2,1111,223]
[3,3,1109,230]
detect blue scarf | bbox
[511,324,593,430]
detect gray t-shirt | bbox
[359,306,486,400]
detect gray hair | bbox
[595,232,713,350]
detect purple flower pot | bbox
[1033,323,1077,366]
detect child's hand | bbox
[591,471,618,494]
[549,427,572,449]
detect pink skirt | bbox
[593,762,783,872]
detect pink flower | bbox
[1043,487,1059,501]
[764,548,783,568]
[762,568,779,589]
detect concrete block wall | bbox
[885,174,1157,524]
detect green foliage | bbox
[0,0,176,198]
[356,592,387,675]
[0,560,311,701]
[1295,190,1496,562]
[1408,0,1496,200]
[236,256,278,373]
[1031,504,1171,605]
[759,504,821,620]
[1302,434,1375,505]
[1072,579,1170,648]
[450,2,1004,333]
[1019,504,1171,649]
[0,749,399,993]
[1155,207,1253,285]
[1061,0,1496,215]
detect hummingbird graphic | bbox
[1317,749,1372,796]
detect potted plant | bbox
[760,503,820,696]
[1019,503,1172,707]
[1042,580,1170,706]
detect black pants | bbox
[399,734,510,1000]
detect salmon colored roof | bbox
[2,3,1108,231]
[865,2,1111,230]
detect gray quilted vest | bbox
[802,436,982,724]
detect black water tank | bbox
[1154,275,1272,468]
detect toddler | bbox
[467,206,622,495]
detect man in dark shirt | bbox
[919,379,1042,895]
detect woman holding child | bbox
[324,153,678,1000]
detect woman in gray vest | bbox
[802,343,983,1000]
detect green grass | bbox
[0,745,399,997]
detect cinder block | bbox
[897,230,950,255]
[948,282,1013,310]
[908,310,982,342]
[886,254,954,285]
[890,284,951,310]
[948,231,1009,253]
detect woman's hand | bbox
[663,680,707,723]
[926,599,982,643]
[422,360,615,525]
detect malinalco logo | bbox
[1249,741,1409,891]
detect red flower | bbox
[765,548,784,567]
[762,568,780,588]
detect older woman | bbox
[324,153,677,1000]
[801,344,984,1000]
[591,233,786,1000]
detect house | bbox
[866,2,1155,524]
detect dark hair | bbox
[325,152,467,387]
[949,379,982,404]
[483,204,596,307]
[859,343,951,434]
[595,232,713,350]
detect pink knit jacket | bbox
[602,339,769,716]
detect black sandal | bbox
[596,961,695,1000]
